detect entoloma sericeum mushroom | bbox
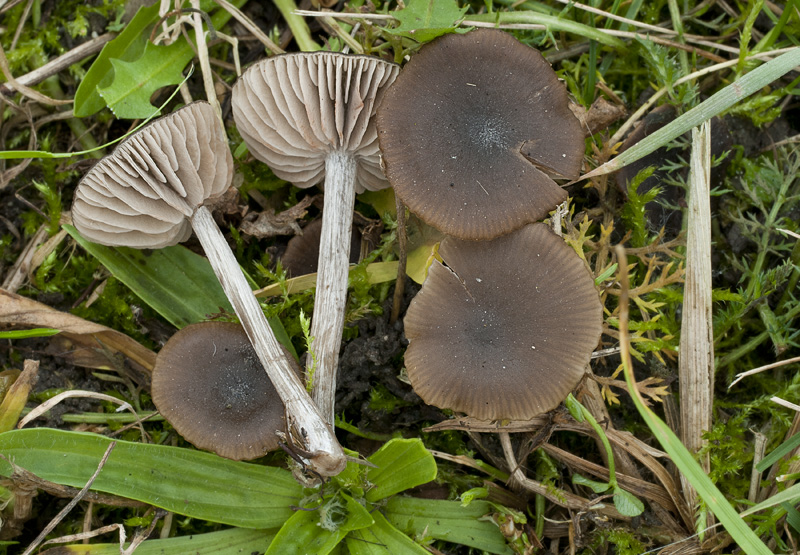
[377,28,585,241]
[152,322,298,461]
[71,101,345,476]
[403,223,603,421]
[232,53,399,426]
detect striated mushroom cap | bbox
[377,29,585,241]
[403,223,603,421]
[231,52,399,193]
[72,101,233,248]
[152,322,297,461]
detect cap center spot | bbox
[460,111,510,152]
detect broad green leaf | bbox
[365,438,437,502]
[613,487,645,517]
[385,497,513,555]
[582,47,800,180]
[65,225,231,328]
[340,492,375,532]
[346,511,428,555]
[48,528,274,554]
[0,429,303,528]
[83,0,246,119]
[98,39,192,119]
[386,0,470,43]
[65,225,297,358]
[74,2,160,117]
[265,507,346,555]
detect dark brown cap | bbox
[152,322,295,460]
[72,101,232,248]
[281,218,362,277]
[377,29,584,241]
[403,223,602,420]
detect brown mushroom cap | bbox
[376,29,585,241]
[152,322,297,460]
[281,218,362,277]
[232,52,399,192]
[72,101,232,249]
[403,223,602,421]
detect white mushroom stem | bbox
[191,205,346,476]
[308,150,358,426]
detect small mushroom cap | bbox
[377,29,585,241]
[152,322,296,460]
[72,101,233,248]
[281,218,362,277]
[231,52,399,192]
[403,223,602,421]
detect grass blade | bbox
[615,245,772,554]
[582,48,800,180]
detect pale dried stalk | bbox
[0,33,114,96]
[192,206,346,475]
[190,0,221,119]
[498,432,626,520]
[309,151,358,426]
[748,432,768,503]
[1,224,47,292]
[213,0,283,54]
[679,121,714,511]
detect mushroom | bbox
[71,101,345,476]
[403,223,603,421]
[376,29,585,241]
[231,53,399,425]
[152,321,298,461]
[281,218,362,277]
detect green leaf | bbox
[756,431,800,472]
[365,438,437,502]
[98,39,192,119]
[612,487,645,517]
[572,473,611,494]
[266,507,347,555]
[65,225,297,358]
[341,492,376,532]
[386,0,469,43]
[346,511,429,555]
[781,502,800,535]
[75,0,247,118]
[385,497,514,555]
[468,11,625,48]
[74,2,160,117]
[0,429,303,528]
[65,225,231,329]
[0,328,60,339]
[48,528,274,554]
[741,482,800,517]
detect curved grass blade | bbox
[582,48,800,181]
[615,245,772,554]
